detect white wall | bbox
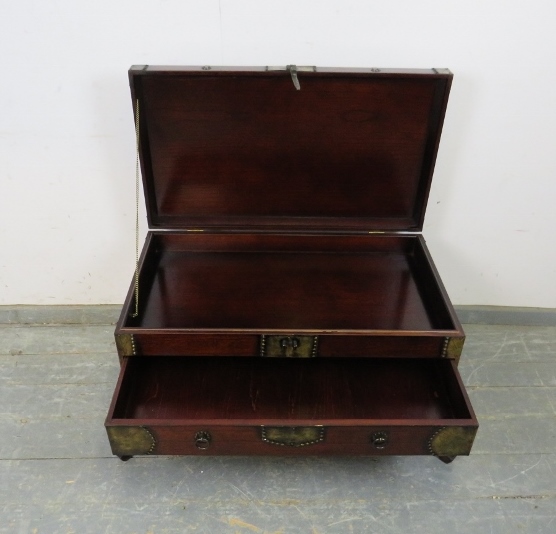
[1,1,555,307]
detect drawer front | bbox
[106,424,477,458]
[119,333,450,359]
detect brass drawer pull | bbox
[371,431,389,449]
[194,430,211,450]
[261,426,325,447]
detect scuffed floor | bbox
[1,312,555,533]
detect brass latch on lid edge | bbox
[265,65,317,90]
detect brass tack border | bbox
[441,337,449,357]
[143,426,156,455]
[311,336,318,358]
[428,427,446,456]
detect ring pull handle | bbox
[371,431,389,449]
[194,430,211,450]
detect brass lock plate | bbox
[260,335,318,358]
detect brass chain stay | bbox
[132,99,140,318]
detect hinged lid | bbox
[130,66,452,232]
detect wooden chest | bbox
[105,65,478,463]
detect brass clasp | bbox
[265,65,316,90]
[287,65,301,90]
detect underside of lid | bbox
[130,66,452,232]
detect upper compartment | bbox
[130,66,452,232]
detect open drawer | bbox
[105,356,478,463]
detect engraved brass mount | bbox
[106,426,156,457]
[442,336,465,362]
[429,426,476,459]
[115,333,137,358]
[261,426,325,447]
[260,335,318,358]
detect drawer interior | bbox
[109,357,475,424]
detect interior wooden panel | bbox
[112,357,472,422]
[126,233,455,331]
[133,70,450,230]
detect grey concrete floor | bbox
[1,309,555,533]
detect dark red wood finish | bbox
[106,66,477,461]
[116,232,463,357]
[130,66,451,232]
[106,356,477,456]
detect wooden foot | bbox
[438,455,456,464]
[118,455,133,462]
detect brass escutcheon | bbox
[261,335,318,358]
[261,426,325,447]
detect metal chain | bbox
[131,99,140,318]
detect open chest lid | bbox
[130,66,452,232]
